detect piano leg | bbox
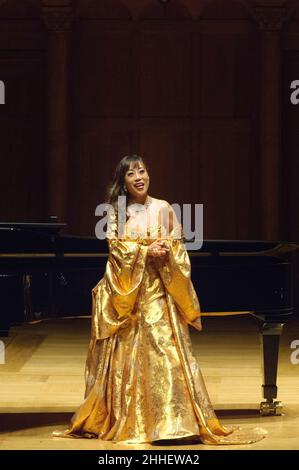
[0,274,24,336]
[259,321,284,416]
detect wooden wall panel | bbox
[200,29,257,117]
[69,125,136,234]
[234,32,258,117]
[201,34,237,117]
[76,0,131,19]
[75,27,135,117]
[139,27,192,117]
[140,128,193,203]
[0,5,45,222]
[0,44,46,221]
[197,121,254,238]
[282,48,299,314]
[282,52,299,239]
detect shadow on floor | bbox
[0,412,73,433]
[0,408,263,434]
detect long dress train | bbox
[53,198,267,445]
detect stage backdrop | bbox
[0,0,298,309]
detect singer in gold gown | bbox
[53,155,267,445]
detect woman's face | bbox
[124,162,149,201]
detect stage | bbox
[0,315,298,450]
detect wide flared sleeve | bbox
[105,238,148,319]
[90,205,149,341]
[156,202,202,331]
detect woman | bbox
[53,154,267,445]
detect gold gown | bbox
[53,197,267,445]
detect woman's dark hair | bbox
[106,154,148,208]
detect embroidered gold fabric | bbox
[53,198,267,444]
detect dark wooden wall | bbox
[0,0,45,221]
[70,0,260,239]
[0,0,299,306]
[282,9,299,313]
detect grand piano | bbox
[0,222,298,416]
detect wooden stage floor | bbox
[0,315,299,450]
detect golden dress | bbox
[53,197,267,445]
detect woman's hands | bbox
[148,240,170,258]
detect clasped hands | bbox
[148,239,170,259]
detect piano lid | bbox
[0,222,67,234]
[186,239,299,257]
[0,223,67,255]
[0,222,298,258]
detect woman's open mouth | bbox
[134,183,144,190]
